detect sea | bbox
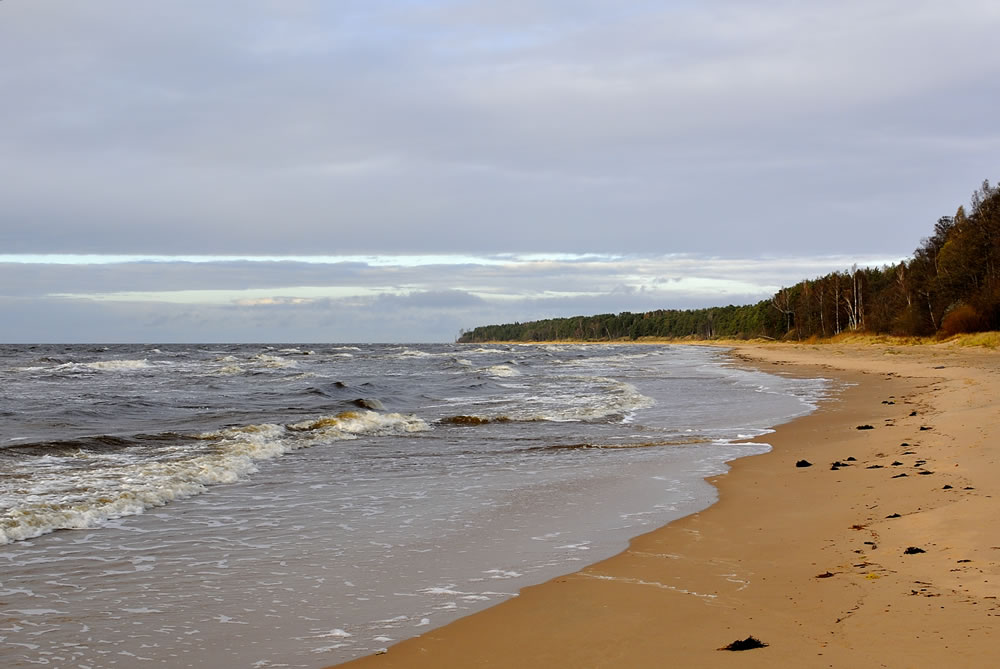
[0,343,830,668]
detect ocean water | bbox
[0,343,829,667]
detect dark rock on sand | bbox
[720,636,769,651]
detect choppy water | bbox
[0,343,829,667]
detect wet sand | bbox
[332,342,1000,668]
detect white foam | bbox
[0,411,429,545]
[251,354,297,368]
[286,411,429,440]
[86,359,153,371]
[420,587,462,596]
[375,615,409,623]
[396,349,433,358]
[483,569,522,579]
[511,377,654,423]
[51,359,154,373]
[215,615,248,624]
[486,365,519,377]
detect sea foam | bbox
[0,411,429,545]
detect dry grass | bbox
[824,332,930,346]
[812,331,1000,349]
[945,331,1000,349]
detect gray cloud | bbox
[0,260,375,297]
[2,0,997,260]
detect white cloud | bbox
[50,286,385,305]
[0,252,903,341]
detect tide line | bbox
[578,572,718,599]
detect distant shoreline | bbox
[463,331,1000,348]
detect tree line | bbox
[458,179,1000,343]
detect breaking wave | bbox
[0,411,429,545]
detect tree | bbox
[771,288,795,337]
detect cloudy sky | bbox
[2,1,996,342]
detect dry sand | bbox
[332,342,1000,668]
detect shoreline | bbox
[332,342,999,668]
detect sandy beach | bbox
[332,341,1000,668]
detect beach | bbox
[333,341,1000,668]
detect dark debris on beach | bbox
[720,636,769,651]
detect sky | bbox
[1,0,997,342]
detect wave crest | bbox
[0,411,429,545]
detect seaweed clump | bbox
[442,415,492,425]
[720,636,769,651]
